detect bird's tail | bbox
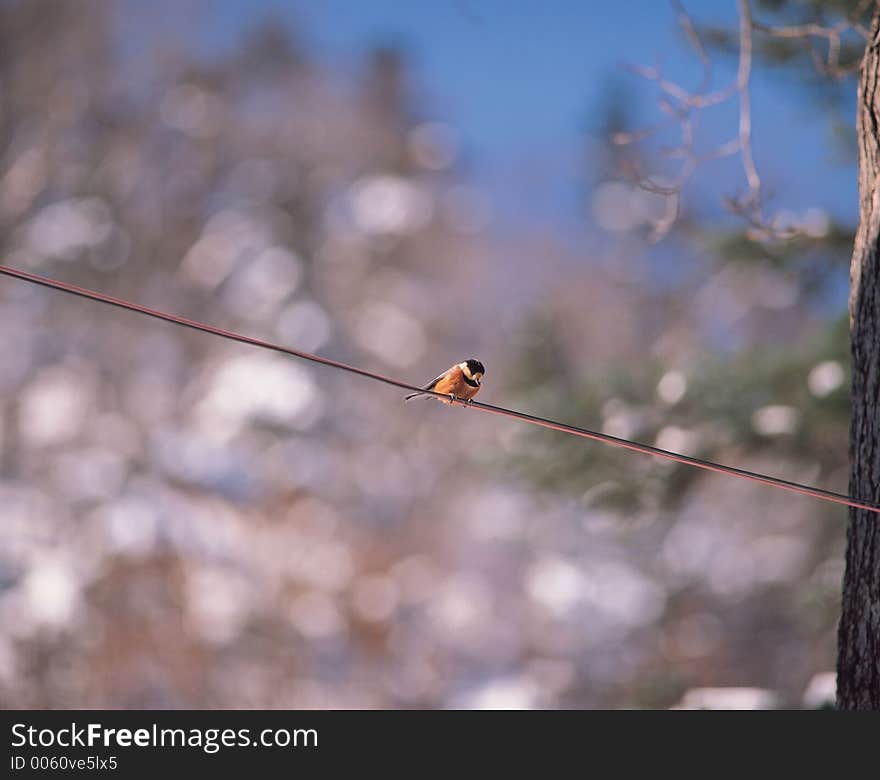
[404,392,426,402]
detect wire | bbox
[2,262,878,515]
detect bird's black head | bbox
[465,359,485,377]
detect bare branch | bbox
[616,0,867,241]
[672,0,712,93]
[751,0,872,78]
[736,0,760,202]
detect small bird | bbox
[405,359,485,405]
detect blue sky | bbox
[203,0,858,233]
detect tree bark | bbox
[838,2,880,710]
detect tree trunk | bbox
[838,3,880,710]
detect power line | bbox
[1,262,877,515]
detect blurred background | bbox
[0,0,863,708]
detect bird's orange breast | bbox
[432,366,480,404]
